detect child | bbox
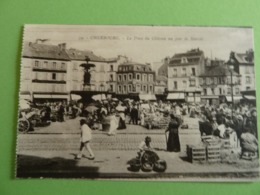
[75,119,95,160]
[137,136,152,158]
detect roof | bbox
[118,62,154,72]
[158,63,168,76]
[169,49,204,65]
[200,65,239,77]
[156,75,167,81]
[234,53,254,64]
[22,42,70,61]
[66,48,109,62]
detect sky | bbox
[23,25,254,65]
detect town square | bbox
[16,25,259,180]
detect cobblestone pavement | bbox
[17,133,200,154]
[17,115,201,154]
[16,115,259,179]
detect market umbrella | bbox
[19,99,31,110]
[112,98,119,101]
[92,94,102,101]
[85,105,98,112]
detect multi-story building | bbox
[199,64,241,105]
[116,62,156,100]
[21,42,71,102]
[167,48,205,102]
[157,57,170,77]
[66,48,109,92]
[228,49,255,91]
[154,75,167,100]
[66,49,128,94]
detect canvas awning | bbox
[226,96,242,102]
[139,94,156,101]
[92,94,107,101]
[243,95,256,100]
[71,94,82,101]
[167,93,185,100]
[34,94,68,99]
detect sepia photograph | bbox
[16,24,259,181]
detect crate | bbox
[221,139,231,149]
[186,145,207,163]
[202,135,220,146]
[207,145,221,163]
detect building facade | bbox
[21,42,70,102]
[229,50,255,91]
[167,48,205,102]
[199,64,241,105]
[116,62,156,98]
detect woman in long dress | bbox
[108,111,118,136]
[165,114,181,152]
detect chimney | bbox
[58,43,66,51]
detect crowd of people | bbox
[198,102,258,158]
[25,98,258,159]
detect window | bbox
[44,61,48,68]
[173,81,178,89]
[219,88,222,95]
[61,63,66,69]
[35,61,39,68]
[128,85,132,92]
[227,88,231,95]
[181,57,188,64]
[149,74,153,81]
[137,74,140,80]
[123,74,127,81]
[52,73,56,80]
[149,85,153,92]
[245,66,250,74]
[190,79,196,86]
[53,62,57,69]
[182,68,187,76]
[110,65,114,71]
[123,85,127,93]
[143,74,147,82]
[191,68,196,76]
[173,68,177,76]
[128,74,132,80]
[143,85,147,92]
[183,80,187,88]
[110,85,113,92]
[218,77,222,84]
[118,75,122,81]
[211,88,215,95]
[203,88,207,95]
[110,74,113,81]
[118,85,122,93]
[246,76,251,84]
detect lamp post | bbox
[229,65,234,119]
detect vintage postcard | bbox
[16,24,259,181]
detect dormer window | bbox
[181,57,188,64]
